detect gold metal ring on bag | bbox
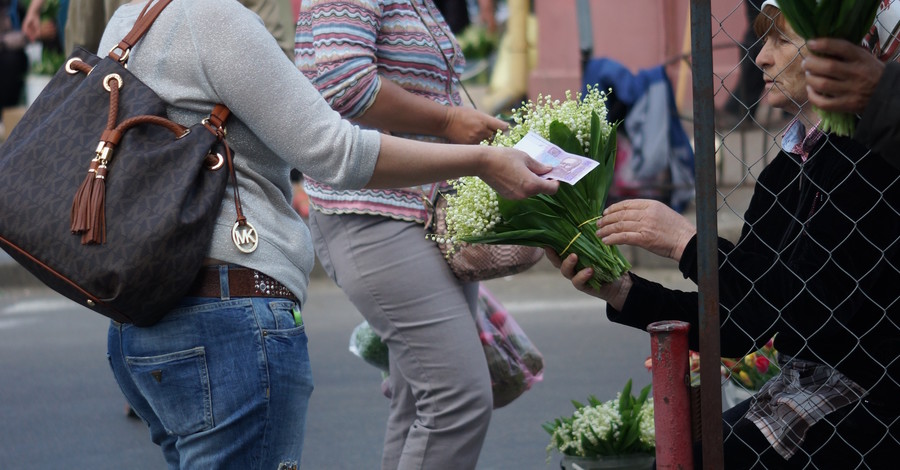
[103,74,123,92]
[65,58,83,74]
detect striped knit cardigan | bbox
[295,0,465,222]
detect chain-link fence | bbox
[690,0,900,467]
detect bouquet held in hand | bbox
[435,86,631,289]
[774,0,882,136]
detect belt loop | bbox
[218,265,231,300]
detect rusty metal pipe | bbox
[648,320,693,469]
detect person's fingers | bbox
[544,248,563,268]
[597,222,652,250]
[480,148,557,199]
[559,253,580,279]
[597,206,644,233]
[486,115,509,132]
[602,199,638,216]
[570,266,595,291]
[806,38,857,61]
[521,151,553,175]
[802,54,850,82]
[602,198,659,220]
[805,84,846,110]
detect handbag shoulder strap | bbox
[407,0,477,109]
[108,0,175,63]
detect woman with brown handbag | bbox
[98,1,556,468]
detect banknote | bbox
[513,131,599,184]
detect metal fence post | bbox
[689,0,725,468]
[648,320,693,469]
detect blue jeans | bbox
[107,296,313,469]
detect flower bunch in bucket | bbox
[721,337,781,391]
[437,86,630,289]
[543,379,655,460]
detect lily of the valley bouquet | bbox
[543,379,655,459]
[776,0,883,136]
[438,86,631,288]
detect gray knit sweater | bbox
[98,0,381,306]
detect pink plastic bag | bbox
[356,285,544,408]
[477,284,544,408]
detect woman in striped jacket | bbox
[296,1,508,469]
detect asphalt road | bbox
[0,268,694,469]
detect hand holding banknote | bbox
[513,132,599,184]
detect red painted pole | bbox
[648,320,693,469]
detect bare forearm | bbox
[366,134,558,200]
[353,79,451,138]
[365,134,484,189]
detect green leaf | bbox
[547,121,583,155]
[637,383,652,404]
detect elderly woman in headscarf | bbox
[548,0,900,467]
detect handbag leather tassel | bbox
[84,160,108,245]
[71,72,121,245]
[69,152,108,245]
[70,156,99,234]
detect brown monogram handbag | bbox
[0,0,254,326]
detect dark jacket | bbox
[857,61,900,169]
[609,133,900,404]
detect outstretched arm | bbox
[355,79,508,145]
[368,135,558,200]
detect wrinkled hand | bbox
[597,199,696,262]
[443,107,508,145]
[803,38,885,114]
[478,146,558,199]
[544,249,631,309]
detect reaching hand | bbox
[443,107,509,145]
[803,38,885,115]
[21,10,42,42]
[597,199,696,262]
[477,146,558,199]
[544,249,631,309]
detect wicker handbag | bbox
[424,186,544,282]
[0,0,254,326]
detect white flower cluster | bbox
[546,396,655,458]
[488,85,613,155]
[547,420,580,456]
[569,401,619,455]
[441,177,501,241]
[638,397,655,448]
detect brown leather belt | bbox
[188,266,298,302]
